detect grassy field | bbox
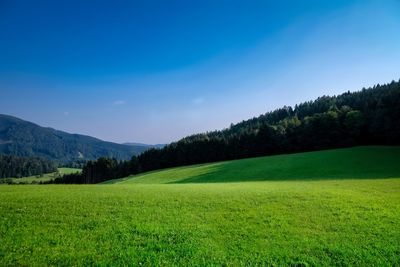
[0,146,399,266]
[107,146,400,184]
[3,167,81,184]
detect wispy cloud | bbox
[63,111,70,116]
[112,100,126,106]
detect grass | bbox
[0,146,399,266]
[1,180,399,266]
[58,167,82,175]
[107,146,400,184]
[4,167,81,184]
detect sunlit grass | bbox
[0,179,399,265]
[1,147,399,265]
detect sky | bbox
[1,0,400,144]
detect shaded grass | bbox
[109,146,400,184]
[0,179,399,266]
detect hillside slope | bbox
[133,81,400,174]
[0,114,149,162]
[107,146,400,184]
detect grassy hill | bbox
[107,146,400,184]
[1,146,399,265]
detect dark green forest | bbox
[0,155,57,178]
[55,80,400,184]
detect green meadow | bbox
[107,146,400,184]
[0,146,399,266]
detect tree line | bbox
[0,155,57,178]
[55,80,400,184]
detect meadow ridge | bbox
[107,146,400,184]
[0,146,399,266]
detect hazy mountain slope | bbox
[0,114,149,162]
[123,142,165,149]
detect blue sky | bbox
[1,0,400,144]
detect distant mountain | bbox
[123,142,165,149]
[0,114,150,163]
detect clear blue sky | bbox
[1,0,399,144]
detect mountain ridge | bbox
[0,114,150,163]
[123,142,165,149]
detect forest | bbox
[56,80,400,184]
[0,155,57,178]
